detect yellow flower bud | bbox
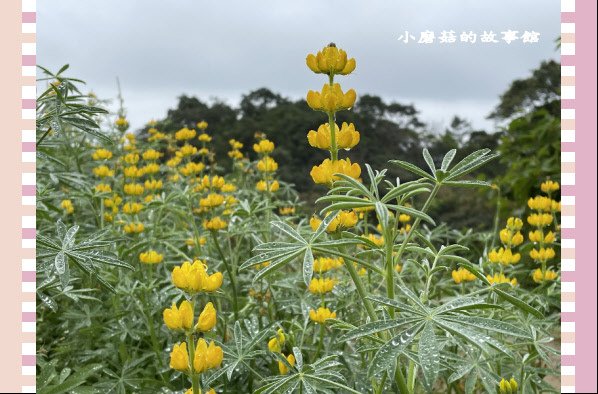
[169,342,189,372]
[196,302,217,332]
[278,354,296,375]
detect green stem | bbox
[210,231,239,320]
[343,256,377,322]
[314,323,325,359]
[328,73,338,161]
[187,332,202,394]
[385,233,396,318]
[36,127,52,146]
[394,183,441,268]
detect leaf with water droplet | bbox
[368,322,425,377]
[418,322,440,392]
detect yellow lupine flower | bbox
[95,183,112,193]
[185,236,207,247]
[198,133,212,142]
[309,307,337,324]
[200,194,225,208]
[506,217,523,231]
[123,222,144,234]
[144,179,163,191]
[104,213,113,223]
[313,257,344,273]
[196,302,217,332]
[278,354,296,375]
[529,247,556,262]
[222,183,237,193]
[228,149,243,159]
[142,149,162,161]
[167,156,182,168]
[307,122,360,150]
[195,175,226,191]
[310,210,358,233]
[177,144,198,157]
[196,121,208,130]
[163,300,194,330]
[527,196,553,212]
[528,230,555,244]
[175,127,196,141]
[532,268,558,283]
[486,273,517,286]
[139,249,163,264]
[527,213,553,227]
[398,214,411,223]
[488,247,521,265]
[253,139,275,154]
[499,229,524,246]
[179,162,205,176]
[306,83,357,113]
[123,166,144,178]
[395,264,403,273]
[360,233,384,248]
[60,199,74,214]
[540,180,559,193]
[229,139,243,150]
[123,153,140,165]
[268,329,286,353]
[203,217,228,231]
[256,180,280,192]
[257,157,278,172]
[451,267,477,284]
[308,278,336,294]
[279,206,296,215]
[499,377,519,394]
[310,158,361,184]
[92,148,113,160]
[141,163,159,176]
[144,194,155,203]
[148,131,166,142]
[169,342,189,372]
[104,194,122,209]
[198,147,210,156]
[193,339,223,373]
[171,260,223,294]
[93,165,114,178]
[306,44,356,75]
[124,183,144,196]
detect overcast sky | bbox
[38,0,559,133]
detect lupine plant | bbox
[37,45,560,394]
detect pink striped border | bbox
[21,0,36,392]
[560,0,598,392]
[560,1,576,392]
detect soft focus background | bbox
[38,0,561,227]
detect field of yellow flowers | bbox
[36,46,560,394]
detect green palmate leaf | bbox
[368,322,425,377]
[38,364,103,394]
[311,210,340,242]
[270,221,306,244]
[381,181,432,203]
[240,248,300,270]
[435,319,513,357]
[441,149,457,171]
[389,160,435,181]
[422,148,437,176]
[443,180,493,188]
[338,318,419,342]
[302,247,314,286]
[374,201,390,231]
[333,173,373,198]
[254,249,304,282]
[386,203,436,225]
[493,287,544,318]
[445,149,499,181]
[442,315,530,338]
[419,322,440,391]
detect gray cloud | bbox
[38,0,559,131]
